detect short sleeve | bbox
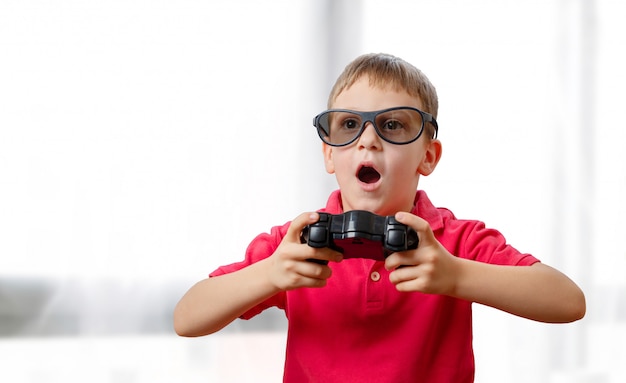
[209,221,291,319]
[443,219,540,266]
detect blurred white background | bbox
[1,0,624,382]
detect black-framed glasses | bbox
[313,106,438,147]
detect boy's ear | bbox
[418,139,442,176]
[322,143,335,174]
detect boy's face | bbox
[323,75,442,216]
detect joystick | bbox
[301,210,418,262]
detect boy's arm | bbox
[173,258,280,337]
[173,212,343,337]
[385,212,586,323]
[446,260,584,323]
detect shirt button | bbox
[370,271,381,282]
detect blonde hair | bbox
[328,53,439,138]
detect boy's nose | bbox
[357,122,381,149]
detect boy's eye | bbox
[381,119,404,131]
[341,118,360,130]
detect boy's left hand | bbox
[384,212,459,296]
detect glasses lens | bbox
[374,108,424,144]
[316,111,363,146]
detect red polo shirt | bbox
[210,190,539,382]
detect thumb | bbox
[394,212,435,246]
[286,212,320,243]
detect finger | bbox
[301,260,334,280]
[288,212,343,264]
[277,261,332,290]
[394,212,435,245]
[388,265,414,285]
[384,252,416,271]
[307,247,343,264]
[284,212,320,243]
[388,263,434,293]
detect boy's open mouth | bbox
[357,165,381,184]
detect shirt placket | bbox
[365,261,386,310]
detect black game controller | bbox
[301,210,418,262]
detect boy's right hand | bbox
[267,212,343,291]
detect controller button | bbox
[387,229,405,247]
[309,226,328,243]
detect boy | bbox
[174,53,585,382]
